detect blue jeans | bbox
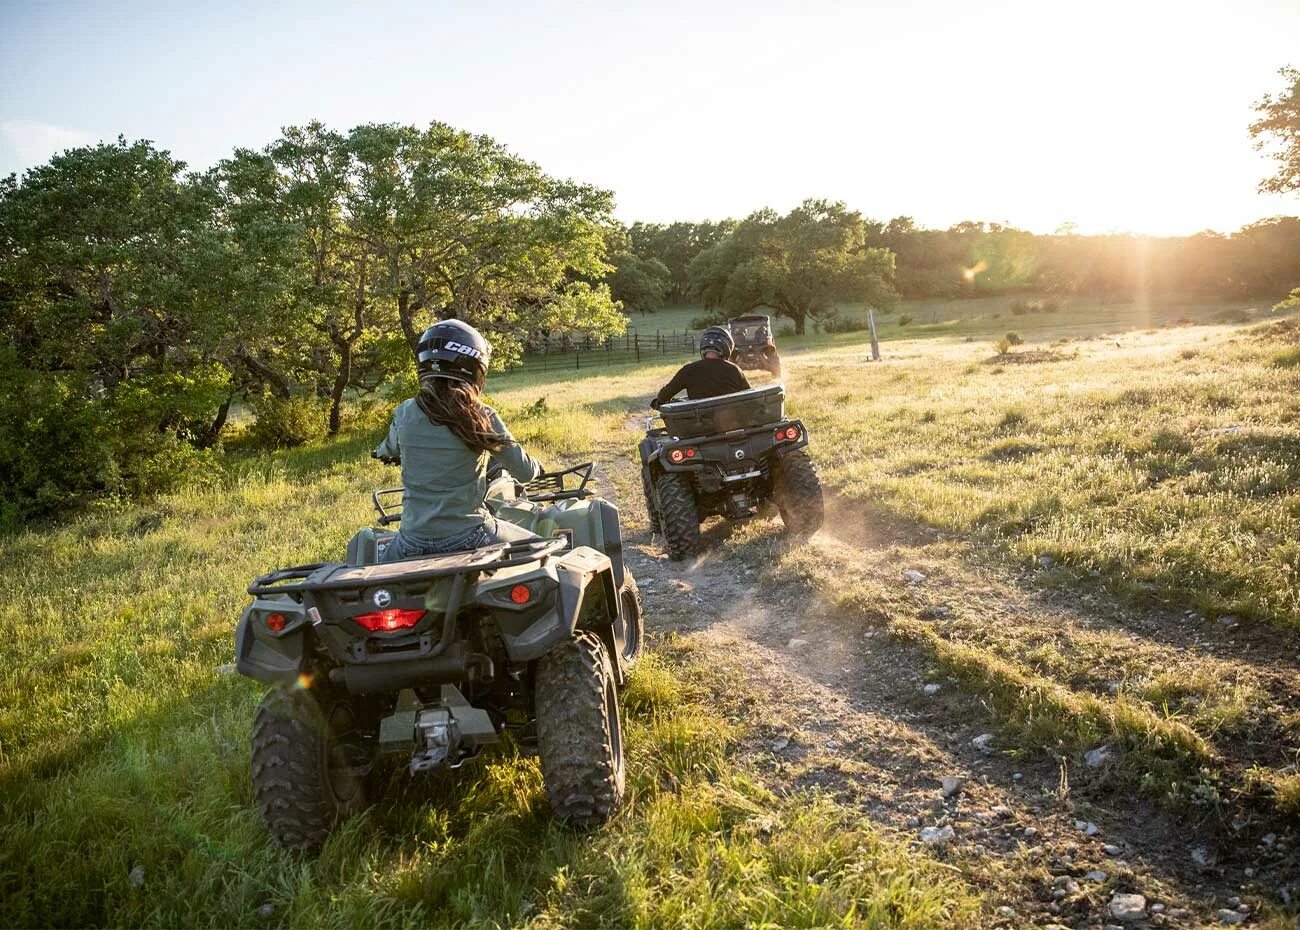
[379,523,496,563]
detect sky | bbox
[2,0,1298,236]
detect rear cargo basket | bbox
[660,384,785,438]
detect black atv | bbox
[234,463,643,851]
[638,385,824,560]
[728,314,782,376]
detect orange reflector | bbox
[265,612,287,632]
[510,584,532,605]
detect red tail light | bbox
[785,426,800,441]
[685,447,697,458]
[669,448,685,463]
[265,612,287,632]
[353,608,426,632]
[510,584,532,605]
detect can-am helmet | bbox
[416,319,491,386]
[700,325,734,359]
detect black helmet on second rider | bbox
[416,320,491,386]
[700,325,734,360]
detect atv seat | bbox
[660,384,785,438]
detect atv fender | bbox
[235,599,309,685]
[499,545,624,682]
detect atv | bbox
[728,314,782,376]
[639,385,824,560]
[234,463,643,851]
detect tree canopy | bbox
[687,200,897,334]
[1251,66,1300,195]
[0,123,625,522]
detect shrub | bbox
[819,315,870,334]
[1273,286,1300,313]
[1271,346,1300,369]
[897,314,913,326]
[690,314,725,330]
[247,394,328,448]
[775,323,796,338]
[995,332,1023,355]
[1010,299,1031,316]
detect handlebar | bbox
[368,461,597,524]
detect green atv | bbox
[234,463,643,851]
[639,385,824,560]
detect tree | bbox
[342,122,623,368]
[608,250,671,314]
[0,139,234,517]
[1251,66,1300,195]
[687,200,897,335]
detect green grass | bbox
[786,315,1300,628]
[5,294,1298,925]
[0,402,979,928]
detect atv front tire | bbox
[535,632,625,829]
[618,571,645,666]
[251,687,369,852]
[654,470,700,561]
[772,448,824,539]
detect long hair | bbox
[415,375,506,455]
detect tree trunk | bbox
[198,394,234,449]
[235,345,291,399]
[328,340,351,435]
[397,291,422,355]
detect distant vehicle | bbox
[638,384,823,560]
[727,314,782,376]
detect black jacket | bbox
[654,357,751,407]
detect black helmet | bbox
[700,325,734,359]
[416,319,491,385]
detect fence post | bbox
[868,309,881,361]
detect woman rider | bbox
[374,320,542,562]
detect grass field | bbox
[3,295,1298,927]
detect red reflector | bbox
[510,584,532,605]
[669,449,685,463]
[265,612,287,632]
[354,608,425,632]
[685,447,697,458]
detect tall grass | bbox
[0,397,980,928]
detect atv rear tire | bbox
[772,448,824,539]
[640,467,660,535]
[251,687,369,852]
[618,572,645,666]
[654,470,700,561]
[535,632,625,829]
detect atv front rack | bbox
[247,537,568,597]
[522,461,594,502]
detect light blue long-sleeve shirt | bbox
[375,399,541,540]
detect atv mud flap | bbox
[499,546,624,681]
[234,600,309,685]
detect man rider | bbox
[651,326,751,409]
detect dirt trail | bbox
[598,423,1297,929]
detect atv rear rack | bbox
[247,537,568,597]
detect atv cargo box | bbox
[660,385,785,438]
